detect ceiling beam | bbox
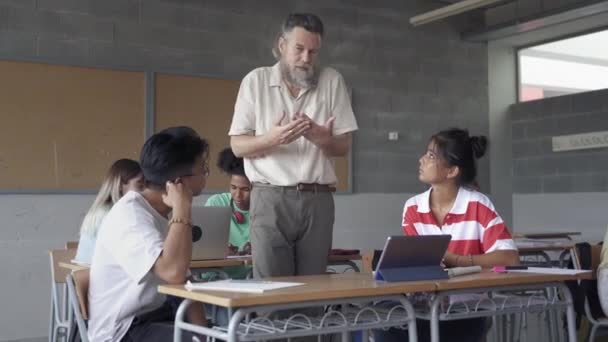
[463,1,608,42]
[410,0,506,26]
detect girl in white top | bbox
[74,158,144,264]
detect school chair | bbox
[361,250,381,274]
[66,269,89,342]
[571,242,608,341]
[65,241,79,249]
[49,249,77,342]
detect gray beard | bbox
[280,61,319,89]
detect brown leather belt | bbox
[253,182,336,193]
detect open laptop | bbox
[374,235,451,282]
[189,206,232,261]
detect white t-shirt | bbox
[88,191,168,342]
[229,63,358,186]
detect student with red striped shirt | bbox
[404,128,519,268]
[375,128,519,342]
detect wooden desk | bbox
[160,273,434,342]
[161,270,592,342]
[60,260,245,271]
[189,258,248,269]
[433,269,590,291]
[61,254,363,276]
[517,242,575,253]
[160,273,434,308]
[190,254,362,272]
[515,240,579,268]
[513,232,581,240]
[59,261,88,272]
[426,270,591,342]
[328,254,362,262]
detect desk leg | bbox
[49,288,55,342]
[398,297,418,342]
[430,295,441,342]
[174,299,192,342]
[491,316,499,342]
[227,309,247,342]
[557,283,576,342]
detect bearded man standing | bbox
[229,13,358,278]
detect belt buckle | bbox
[296,183,316,192]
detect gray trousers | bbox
[250,183,335,278]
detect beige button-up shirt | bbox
[229,63,358,186]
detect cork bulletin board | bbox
[0,60,145,191]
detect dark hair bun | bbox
[470,135,488,159]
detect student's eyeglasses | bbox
[183,164,210,178]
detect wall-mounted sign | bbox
[552,130,608,152]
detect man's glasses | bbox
[182,163,210,178]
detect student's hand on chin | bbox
[162,180,193,209]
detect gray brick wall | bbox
[0,0,489,193]
[511,88,608,193]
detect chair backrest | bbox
[590,244,602,279]
[570,242,605,321]
[361,250,382,274]
[65,241,79,249]
[72,269,90,320]
[67,269,90,342]
[49,249,77,284]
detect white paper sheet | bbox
[508,267,590,275]
[185,279,304,293]
[226,255,251,259]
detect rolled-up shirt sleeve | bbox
[229,72,256,136]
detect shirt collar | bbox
[417,186,470,214]
[417,188,432,212]
[450,186,470,214]
[269,62,282,88]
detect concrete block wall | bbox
[0,0,490,193]
[511,88,608,193]
[0,0,489,340]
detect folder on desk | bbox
[374,235,451,282]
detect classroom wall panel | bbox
[154,73,241,191]
[0,60,145,191]
[511,88,608,193]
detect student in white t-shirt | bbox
[88,126,210,342]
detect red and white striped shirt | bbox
[402,187,516,255]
